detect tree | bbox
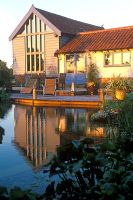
[0,60,13,88]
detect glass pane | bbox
[36,17,40,32]
[40,35,44,52]
[76,54,85,73]
[27,55,30,71]
[27,36,30,52]
[104,52,112,65]
[26,20,30,34]
[31,35,35,52]
[31,55,35,71]
[36,54,39,71]
[114,53,121,65]
[40,21,45,32]
[40,54,44,71]
[66,54,74,73]
[122,52,130,64]
[34,15,37,32]
[36,35,40,52]
[31,15,35,33]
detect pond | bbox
[0,104,106,193]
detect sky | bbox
[0,0,133,67]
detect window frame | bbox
[65,53,86,73]
[25,14,45,73]
[104,51,131,67]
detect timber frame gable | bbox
[9,4,61,41]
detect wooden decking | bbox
[10,93,103,108]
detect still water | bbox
[0,104,104,193]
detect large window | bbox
[25,14,45,72]
[104,51,131,66]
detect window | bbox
[27,36,30,52]
[65,54,86,73]
[114,53,121,65]
[36,35,40,52]
[66,54,74,73]
[31,35,35,52]
[31,55,35,71]
[27,55,30,71]
[36,54,39,71]
[40,54,44,71]
[25,14,45,73]
[122,52,130,64]
[76,54,85,73]
[104,51,131,66]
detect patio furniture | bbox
[57,73,66,89]
[20,78,37,94]
[43,78,56,95]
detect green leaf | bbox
[101,140,116,151]
[72,140,81,149]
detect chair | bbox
[57,73,66,89]
[43,78,56,95]
[20,78,37,94]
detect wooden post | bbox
[99,88,104,102]
[33,88,36,100]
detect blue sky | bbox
[0,0,133,67]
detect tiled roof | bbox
[36,7,103,35]
[57,26,133,53]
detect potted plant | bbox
[106,75,132,100]
[86,63,99,95]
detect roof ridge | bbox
[79,25,133,35]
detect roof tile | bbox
[57,26,133,53]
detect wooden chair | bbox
[43,78,56,95]
[20,78,37,94]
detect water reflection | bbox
[0,126,4,144]
[0,103,12,118]
[14,105,106,168]
[0,103,12,144]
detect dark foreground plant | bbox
[41,135,133,200]
[0,186,37,200]
[0,90,10,102]
[41,97,133,200]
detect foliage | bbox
[90,109,119,123]
[91,94,133,125]
[0,60,13,89]
[0,90,10,102]
[41,97,133,200]
[105,75,133,92]
[86,63,99,94]
[87,63,99,84]
[0,186,37,200]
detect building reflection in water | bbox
[14,105,105,169]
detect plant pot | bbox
[115,89,126,100]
